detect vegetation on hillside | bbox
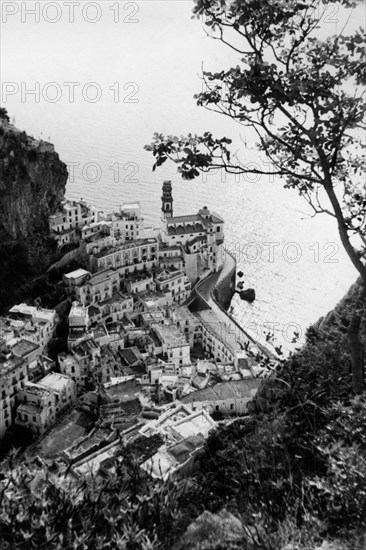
[1,280,365,549]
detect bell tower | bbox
[161,180,173,218]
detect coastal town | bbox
[0,181,273,480]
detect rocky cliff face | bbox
[0,114,68,310]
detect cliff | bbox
[0,112,68,311]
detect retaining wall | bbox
[213,249,237,310]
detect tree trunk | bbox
[323,182,366,393]
[348,285,366,394]
[324,184,366,284]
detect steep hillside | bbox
[0,110,68,311]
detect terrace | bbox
[152,324,187,349]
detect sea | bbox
[2,1,361,353]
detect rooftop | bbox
[119,347,143,367]
[156,269,184,283]
[93,238,157,259]
[171,409,216,440]
[0,356,24,376]
[99,291,129,307]
[168,433,205,463]
[88,304,101,317]
[167,214,201,224]
[12,339,40,358]
[103,379,141,400]
[9,304,55,322]
[88,269,116,286]
[23,382,52,397]
[121,201,141,211]
[64,268,90,280]
[141,310,166,324]
[69,302,88,318]
[167,209,224,227]
[167,223,204,236]
[171,305,197,324]
[31,408,94,458]
[181,379,261,404]
[73,338,99,356]
[152,324,188,349]
[39,372,72,393]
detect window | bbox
[216,226,220,232]
[230,403,234,410]
[215,405,219,411]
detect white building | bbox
[151,323,191,368]
[37,372,76,415]
[15,371,76,436]
[49,199,101,247]
[155,269,191,305]
[8,304,57,352]
[15,381,57,435]
[90,238,159,275]
[159,181,225,283]
[139,402,216,480]
[59,337,101,394]
[102,202,145,242]
[68,302,90,348]
[169,305,201,347]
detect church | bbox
[159,181,225,284]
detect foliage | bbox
[0,290,366,548]
[145,0,366,281]
[0,320,359,541]
[0,107,10,122]
[0,454,186,550]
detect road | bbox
[194,252,275,360]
